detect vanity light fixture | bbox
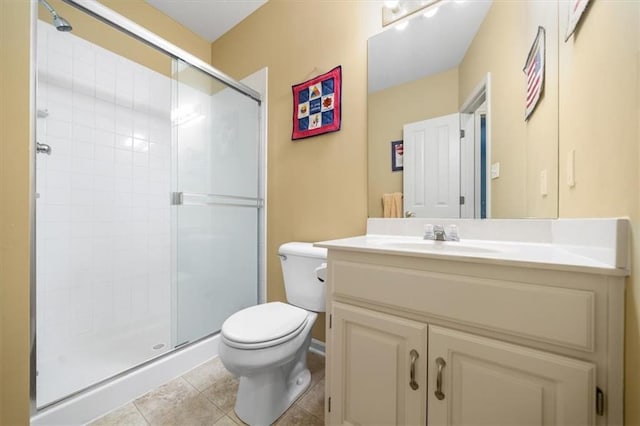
[382,0,443,27]
[384,0,400,10]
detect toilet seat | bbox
[221,302,309,350]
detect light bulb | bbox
[423,6,439,18]
[395,20,409,31]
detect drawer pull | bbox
[435,357,446,400]
[409,349,419,390]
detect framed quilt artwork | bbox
[291,66,342,140]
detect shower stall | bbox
[32,0,264,417]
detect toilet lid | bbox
[222,302,309,345]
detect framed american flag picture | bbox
[523,26,545,120]
[565,0,590,41]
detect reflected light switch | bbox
[567,149,576,187]
[490,162,500,179]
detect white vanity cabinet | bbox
[323,248,625,426]
[427,326,595,425]
[330,302,428,425]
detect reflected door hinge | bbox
[171,192,184,205]
[460,129,465,138]
[329,314,332,329]
[596,387,605,416]
[328,396,331,413]
[460,196,465,205]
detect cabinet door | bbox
[427,326,596,426]
[329,302,428,425]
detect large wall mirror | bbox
[367,0,559,219]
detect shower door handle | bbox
[36,142,52,155]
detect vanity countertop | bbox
[316,229,629,277]
[315,235,629,276]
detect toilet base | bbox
[234,337,313,425]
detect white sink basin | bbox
[375,239,502,255]
[381,240,500,254]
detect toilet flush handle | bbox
[315,263,327,283]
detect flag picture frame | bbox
[391,140,403,172]
[565,0,590,41]
[523,26,545,121]
[291,66,342,140]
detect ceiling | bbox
[368,0,492,93]
[145,0,268,43]
[144,0,490,92]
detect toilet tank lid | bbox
[279,242,327,259]
[221,302,309,344]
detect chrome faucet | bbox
[433,225,446,241]
[424,224,459,241]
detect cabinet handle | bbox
[409,349,419,390]
[434,357,446,400]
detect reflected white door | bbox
[403,113,460,218]
[459,113,475,218]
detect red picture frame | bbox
[291,66,342,140]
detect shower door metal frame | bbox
[29,0,265,415]
[60,0,261,104]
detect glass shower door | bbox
[172,59,261,346]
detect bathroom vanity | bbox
[317,219,628,426]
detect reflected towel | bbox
[382,192,403,218]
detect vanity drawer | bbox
[330,260,595,351]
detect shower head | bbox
[39,0,73,32]
[52,15,73,32]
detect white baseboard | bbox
[310,338,325,356]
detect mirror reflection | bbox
[367,0,559,219]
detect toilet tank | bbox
[279,242,327,312]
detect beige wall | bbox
[0,1,210,423]
[558,1,640,423]
[210,0,381,341]
[100,0,211,64]
[459,1,558,218]
[368,68,459,218]
[0,1,32,424]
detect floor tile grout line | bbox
[193,375,235,423]
[294,401,325,423]
[132,400,152,426]
[192,374,238,417]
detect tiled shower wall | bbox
[35,20,263,408]
[36,19,172,386]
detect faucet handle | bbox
[447,225,459,241]
[432,225,446,241]
[423,224,434,240]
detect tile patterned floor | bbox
[89,352,325,426]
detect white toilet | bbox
[218,242,327,425]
